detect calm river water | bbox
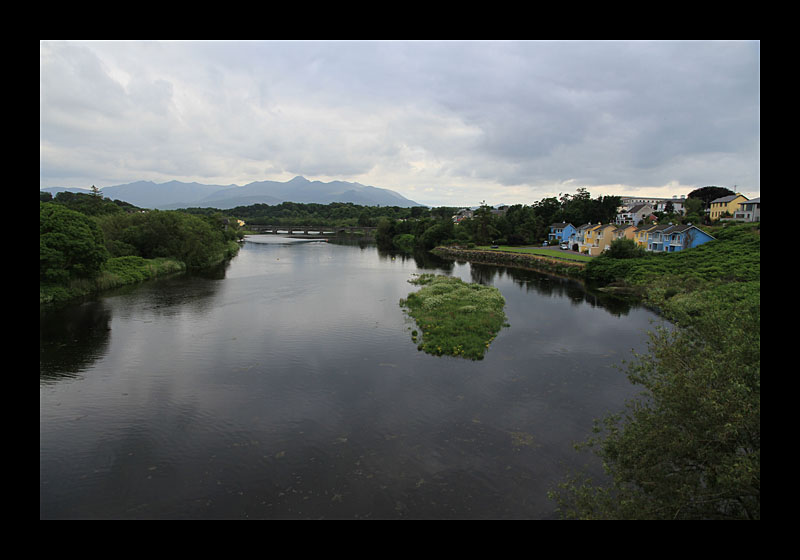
[40,236,663,519]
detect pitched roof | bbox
[649,223,676,232]
[711,194,748,204]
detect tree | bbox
[687,186,735,209]
[97,210,233,268]
[473,201,499,245]
[549,301,759,520]
[375,217,397,250]
[40,202,109,284]
[683,197,704,224]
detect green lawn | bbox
[476,245,594,262]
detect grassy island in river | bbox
[400,274,508,360]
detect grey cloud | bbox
[40,40,759,203]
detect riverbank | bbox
[40,256,187,306]
[432,246,587,280]
[40,240,241,307]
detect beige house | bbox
[709,194,748,221]
[613,224,637,241]
[580,223,617,256]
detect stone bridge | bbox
[247,225,377,238]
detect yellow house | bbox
[634,224,656,248]
[581,223,617,256]
[709,193,748,221]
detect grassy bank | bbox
[399,273,509,360]
[40,256,186,306]
[432,246,587,279]
[583,223,760,320]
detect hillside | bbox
[583,222,760,322]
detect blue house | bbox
[647,224,715,253]
[548,223,576,244]
[664,224,715,252]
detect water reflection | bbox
[41,238,662,519]
[40,300,112,383]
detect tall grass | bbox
[399,274,508,360]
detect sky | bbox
[40,40,760,207]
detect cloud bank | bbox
[40,40,760,206]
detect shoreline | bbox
[431,246,588,280]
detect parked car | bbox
[560,242,569,250]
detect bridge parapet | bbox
[248,225,377,237]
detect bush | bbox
[604,238,646,259]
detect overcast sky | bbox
[40,40,760,207]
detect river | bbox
[40,235,663,519]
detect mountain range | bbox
[41,176,422,209]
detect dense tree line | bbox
[40,191,243,303]
[182,201,453,228]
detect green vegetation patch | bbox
[399,274,508,360]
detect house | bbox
[452,208,474,223]
[644,223,715,252]
[662,224,716,252]
[616,204,654,226]
[548,223,576,245]
[709,194,748,221]
[634,224,656,249]
[581,223,617,256]
[567,223,595,252]
[646,224,677,252]
[731,197,760,222]
[612,224,637,241]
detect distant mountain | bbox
[197,176,421,209]
[41,176,422,209]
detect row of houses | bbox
[617,193,761,225]
[548,222,716,256]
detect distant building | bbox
[616,203,655,226]
[452,208,474,223]
[619,196,687,215]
